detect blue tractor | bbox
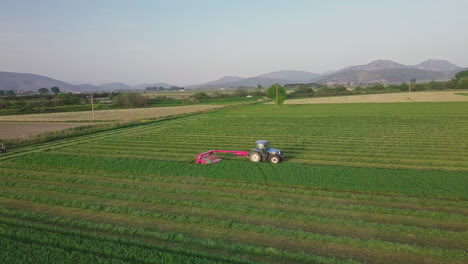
[249,140,284,164]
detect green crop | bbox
[0,102,467,263]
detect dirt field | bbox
[0,105,223,122]
[0,122,88,139]
[283,91,468,104]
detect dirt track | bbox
[283,91,468,104]
[0,122,87,139]
[0,105,223,122]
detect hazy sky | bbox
[1,0,468,85]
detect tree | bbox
[113,93,148,108]
[50,86,60,94]
[257,84,263,89]
[446,78,459,89]
[368,83,385,90]
[455,70,468,80]
[233,88,248,97]
[0,90,4,96]
[190,92,210,100]
[248,90,266,97]
[266,84,286,105]
[6,90,16,97]
[58,93,80,105]
[289,85,315,98]
[397,83,409,91]
[38,88,50,95]
[457,77,468,89]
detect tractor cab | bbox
[250,140,283,163]
[255,140,269,154]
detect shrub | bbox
[233,88,248,97]
[457,77,468,89]
[113,93,148,108]
[266,84,286,105]
[190,92,210,100]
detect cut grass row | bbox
[1,177,466,251]
[0,190,465,264]
[20,109,463,170]
[0,162,466,263]
[3,103,467,171]
[1,102,467,263]
[0,206,356,264]
[0,214,255,264]
[9,152,468,199]
[1,163,464,210]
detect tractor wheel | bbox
[269,155,282,164]
[250,152,262,162]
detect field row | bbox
[1,103,467,263]
[0,163,466,263]
[26,109,463,171]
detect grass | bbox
[22,102,466,171]
[0,101,467,263]
[7,152,468,198]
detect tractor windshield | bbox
[257,143,268,150]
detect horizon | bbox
[1,0,468,86]
[1,58,465,88]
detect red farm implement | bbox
[195,141,284,165]
[195,150,249,164]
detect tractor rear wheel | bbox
[250,151,262,162]
[269,155,282,164]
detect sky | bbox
[1,0,468,86]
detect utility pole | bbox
[91,93,95,120]
[409,79,416,95]
[276,85,279,105]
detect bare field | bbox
[282,91,468,104]
[0,105,223,122]
[0,122,88,139]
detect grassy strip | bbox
[1,167,466,233]
[0,217,255,264]
[0,188,466,263]
[2,162,466,208]
[2,174,466,221]
[3,168,466,215]
[0,114,208,160]
[0,206,354,264]
[10,152,468,199]
[1,178,466,250]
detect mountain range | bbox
[0,59,465,92]
[0,72,176,92]
[314,59,463,84]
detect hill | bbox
[256,70,320,82]
[189,71,319,89]
[0,71,176,92]
[314,59,462,84]
[0,71,77,92]
[187,76,245,89]
[190,77,298,89]
[413,59,462,72]
[97,82,132,91]
[133,82,174,90]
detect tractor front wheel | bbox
[250,152,262,162]
[269,155,282,164]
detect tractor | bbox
[195,140,284,164]
[249,140,283,164]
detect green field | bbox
[0,102,467,263]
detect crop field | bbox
[0,102,467,263]
[0,104,223,122]
[281,91,468,104]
